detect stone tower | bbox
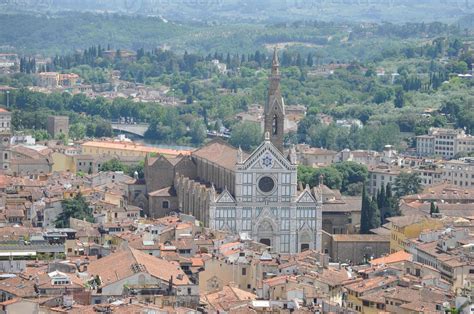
[264,48,285,153]
[0,109,12,173]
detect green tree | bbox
[310,167,343,190]
[69,123,86,139]
[450,60,468,73]
[394,88,405,108]
[99,158,127,172]
[345,182,365,196]
[377,184,386,210]
[33,129,50,141]
[360,185,381,234]
[368,198,381,230]
[383,183,400,222]
[229,121,262,151]
[360,185,371,234]
[190,120,207,145]
[430,201,436,215]
[55,193,93,228]
[394,172,422,198]
[297,165,315,187]
[127,160,145,179]
[332,161,368,194]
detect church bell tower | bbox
[264,48,285,153]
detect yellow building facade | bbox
[81,141,192,159]
[389,216,444,253]
[51,152,76,173]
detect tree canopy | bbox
[229,121,262,151]
[55,193,93,228]
[298,162,368,195]
[393,172,422,198]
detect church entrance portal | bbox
[260,238,271,247]
[300,243,309,252]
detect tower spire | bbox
[272,47,280,75]
[264,47,285,153]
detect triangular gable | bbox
[215,189,236,204]
[149,153,173,168]
[240,140,293,171]
[297,189,316,204]
[268,96,285,115]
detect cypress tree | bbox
[306,53,313,67]
[430,201,436,215]
[369,198,381,230]
[378,185,386,210]
[360,185,370,234]
[386,183,393,200]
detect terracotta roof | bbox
[202,284,256,312]
[5,209,25,218]
[344,275,398,293]
[312,268,351,286]
[384,286,448,304]
[370,251,412,266]
[358,290,386,303]
[322,197,361,212]
[387,215,426,228]
[148,186,177,197]
[263,275,297,287]
[370,226,392,236]
[82,141,192,157]
[332,234,389,242]
[403,183,474,202]
[11,145,51,160]
[147,154,185,167]
[87,247,190,286]
[399,301,440,312]
[192,139,247,171]
[0,276,37,297]
[298,147,337,155]
[368,166,403,175]
[188,257,203,267]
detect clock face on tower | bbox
[258,176,275,193]
[260,153,274,169]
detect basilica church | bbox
[128,50,322,253]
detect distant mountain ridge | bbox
[1,0,473,24]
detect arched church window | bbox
[272,115,278,135]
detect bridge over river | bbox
[111,122,231,141]
[111,123,149,138]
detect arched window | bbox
[272,115,278,135]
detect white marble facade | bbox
[209,136,322,253]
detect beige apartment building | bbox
[416,127,474,158]
[441,157,474,188]
[367,165,401,195]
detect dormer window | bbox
[52,278,70,285]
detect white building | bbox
[416,127,474,158]
[441,157,474,188]
[367,165,401,195]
